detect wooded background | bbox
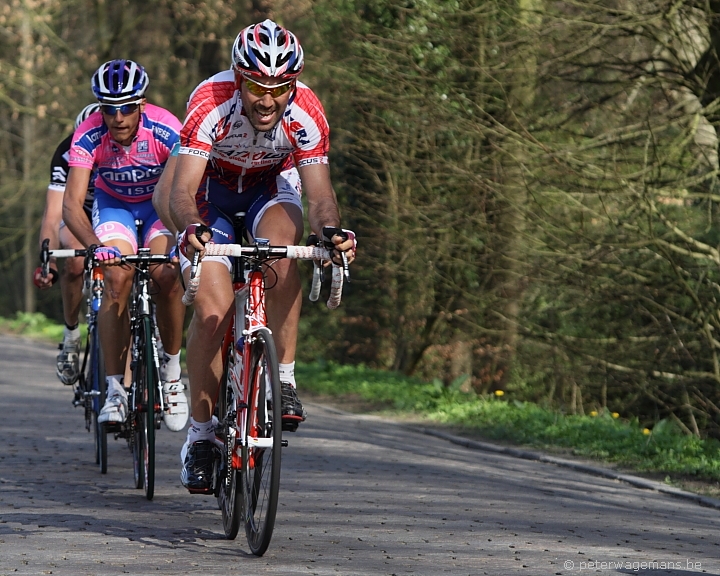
[3,0,720,437]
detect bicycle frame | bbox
[42,244,107,471]
[184,237,345,553]
[221,252,271,469]
[122,248,173,500]
[128,249,165,419]
[77,260,105,422]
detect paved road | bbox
[1,334,719,575]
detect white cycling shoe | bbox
[163,380,189,432]
[98,393,127,424]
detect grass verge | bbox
[298,361,720,485]
[0,312,86,343]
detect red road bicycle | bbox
[183,226,345,556]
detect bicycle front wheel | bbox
[90,326,107,474]
[242,327,282,556]
[217,341,242,540]
[131,316,157,500]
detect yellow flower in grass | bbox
[494,390,504,397]
[590,410,598,417]
[643,428,651,435]
[612,412,620,419]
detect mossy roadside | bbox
[297,361,720,499]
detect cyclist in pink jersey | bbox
[62,60,188,433]
[160,19,356,492]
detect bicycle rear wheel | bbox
[131,316,157,500]
[217,341,242,540]
[242,327,282,556]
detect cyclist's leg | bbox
[55,224,86,385]
[247,168,305,425]
[183,261,234,423]
[93,193,137,422]
[178,196,236,491]
[144,213,187,431]
[181,179,246,424]
[180,260,234,491]
[144,216,184,358]
[58,224,85,327]
[252,204,303,362]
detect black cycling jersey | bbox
[49,133,95,217]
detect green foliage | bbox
[0,311,86,342]
[299,361,720,479]
[6,0,720,440]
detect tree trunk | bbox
[21,6,35,314]
[491,0,543,389]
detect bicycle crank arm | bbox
[245,437,274,448]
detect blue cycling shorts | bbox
[92,190,171,253]
[179,167,303,272]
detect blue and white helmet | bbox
[91,59,149,103]
[232,19,304,79]
[74,103,100,129]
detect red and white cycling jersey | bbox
[179,70,329,186]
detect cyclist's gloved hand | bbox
[94,245,122,263]
[33,265,58,289]
[168,244,179,262]
[321,227,357,265]
[178,223,213,258]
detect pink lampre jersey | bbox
[179,70,329,186]
[69,104,181,202]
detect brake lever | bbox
[40,239,50,278]
[341,251,351,283]
[321,226,351,282]
[189,225,211,280]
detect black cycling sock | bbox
[65,322,79,331]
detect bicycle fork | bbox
[129,271,165,422]
[75,268,104,426]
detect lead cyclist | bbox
[160,19,356,493]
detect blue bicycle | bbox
[41,241,107,472]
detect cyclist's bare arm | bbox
[169,153,211,257]
[62,167,99,249]
[152,155,179,236]
[298,163,355,263]
[36,187,64,288]
[39,187,63,252]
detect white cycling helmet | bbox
[74,103,101,129]
[231,19,304,79]
[91,59,149,103]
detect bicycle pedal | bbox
[281,421,299,432]
[186,487,215,496]
[105,422,122,434]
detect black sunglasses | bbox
[100,101,142,116]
